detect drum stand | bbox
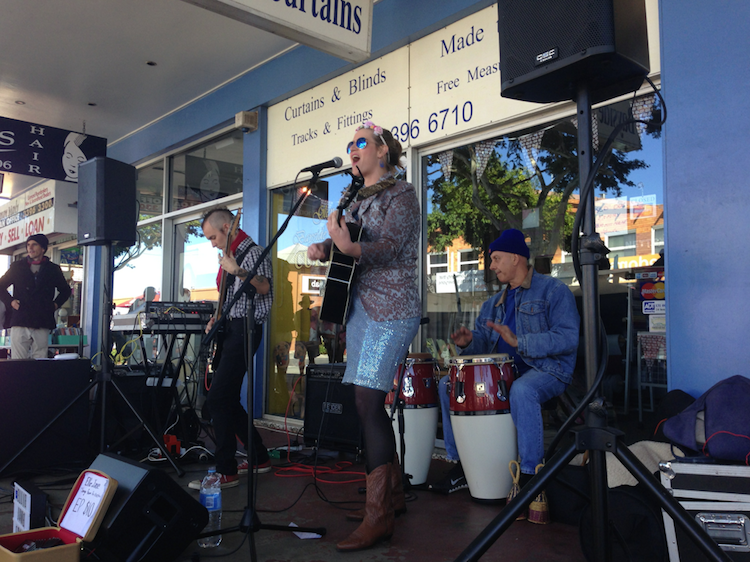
[453,84,729,562]
[390,353,413,492]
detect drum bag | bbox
[663,374,750,462]
[579,483,668,562]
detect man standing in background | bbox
[0,234,72,359]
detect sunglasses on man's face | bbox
[347,137,368,154]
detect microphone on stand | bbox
[301,156,343,174]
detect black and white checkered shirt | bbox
[226,237,273,323]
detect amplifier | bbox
[304,363,362,454]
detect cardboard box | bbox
[0,470,117,562]
[660,459,750,561]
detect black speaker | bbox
[498,0,650,104]
[0,359,93,475]
[77,156,137,246]
[304,363,362,454]
[87,453,208,562]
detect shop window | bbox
[57,245,84,328]
[606,232,637,261]
[653,225,664,254]
[169,130,244,212]
[266,172,354,419]
[112,222,163,314]
[422,92,663,363]
[428,252,448,274]
[136,162,165,219]
[458,249,479,271]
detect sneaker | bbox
[188,473,240,490]
[429,463,468,495]
[237,459,272,475]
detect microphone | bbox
[301,156,343,174]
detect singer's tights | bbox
[354,385,395,472]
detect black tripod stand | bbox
[0,243,184,477]
[453,84,730,562]
[199,182,326,559]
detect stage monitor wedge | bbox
[498,0,650,105]
[78,156,137,247]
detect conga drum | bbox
[385,353,439,485]
[449,354,517,501]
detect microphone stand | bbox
[199,173,326,558]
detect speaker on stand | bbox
[77,157,184,474]
[498,0,650,104]
[454,3,727,562]
[78,156,137,247]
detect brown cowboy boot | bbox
[346,454,406,521]
[337,463,394,551]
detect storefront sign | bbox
[0,181,78,251]
[435,270,487,294]
[267,49,409,187]
[0,116,106,183]
[643,300,666,314]
[266,3,662,187]
[407,7,533,146]
[595,197,628,234]
[181,0,373,63]
[302,274,325,294]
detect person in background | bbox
[431,229,580,506]
[0,234,72,359]
[308,121,421,552]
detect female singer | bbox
[307,121,421,551]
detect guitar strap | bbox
[224,241,256,287]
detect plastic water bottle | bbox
[198,467,222,548]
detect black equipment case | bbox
[659,459,750,561]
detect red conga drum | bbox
[449,354,517,501]
[385,353,439,485]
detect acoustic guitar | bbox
[319,173,365,325]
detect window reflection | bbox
[136,163,164,219]
[267,173,352,419]
[422,93,663,366]
[112,223,163,366]
[170,131,244,212]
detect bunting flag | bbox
[571,114,600,152]
[474,139,495,180]
[437,150,454,181]
[632,94,656,137]
[518,129,545,170]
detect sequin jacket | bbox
[344,179,421,322]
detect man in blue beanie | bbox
[0,234,72,359]
[430,229,580,506]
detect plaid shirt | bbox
[226,237,273,323]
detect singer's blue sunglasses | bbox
[347,137,368,154]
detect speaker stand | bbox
[451,84,730,562]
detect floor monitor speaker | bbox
[77,156,137,246]
[87,453,207,562]
[304,363,362,454]
[498,0,650,104]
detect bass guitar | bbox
[319,172,365,325]
[209,209,242,370]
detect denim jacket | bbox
[461,267,580,384]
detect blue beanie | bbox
[489,229,529,259]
